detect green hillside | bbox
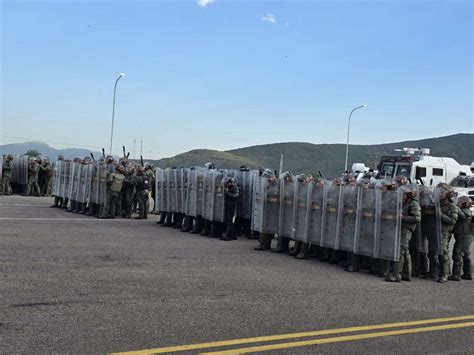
[153,133,473,178]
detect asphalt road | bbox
[1,195,473,354]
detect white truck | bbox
[376,147,473,187]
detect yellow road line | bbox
[202,322,474,354]
[111,315,474,354]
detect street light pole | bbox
[344,104,367,172]
[109,73,125,155]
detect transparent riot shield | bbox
[292,180,310,242]
[308,182,325,246]
[433,187,446,256]
[185,169,197,217]
[354,185,377,257]
[203,170,215,220]
[62,161,72,199]
[83,163,93,204]
[234,170,244,218]
[242,170,255,220]
[98,163,108,206]
[212,171,225,222]
[279,177,295,238]
[52,160,63,197]
[336,184,359,252]
[251,176,280,234]
[89,162,99,204]
[11,156,29,185]
[321,183,343,249]
[196,169,205,216]
[417,185,438,254]
[176,168,183,213]
[181,168,188,214]
[167,168,177,213]
[374,187,402,261]
[76,163,87,203]
[67,162,78,200]
[0,155,3,185]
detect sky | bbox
[1,0,473,159]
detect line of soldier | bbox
[156,165,472,284]
[51,154,156,220]
[1,154,53,196]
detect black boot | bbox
[254,233,272,251]
[200,220,210,236]
[296,242,309,259]
[272,235,290,253]
[221,224,232,241]
[191,216,202,234]
[156,212,166,225]
[181,216,192,232]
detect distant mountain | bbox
[154,133,474,178]
[3,134,473,178]
[0,142,100,160]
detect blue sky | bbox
[1,0,472,159]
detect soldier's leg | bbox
[181,216,192,232]
[221,222,232,241]
[135,194,145,219]
[461,234,472,280]
[426,235,440,280]
[378,259,390,277]
[34,179,41,196]
[191,215,202,234]
[296,242,309,259]
[438,233,451,283]
[5,175,12,195]
[289,241,301,257]
[254,232,272,251]
[345,253,360,272]
[200,219,210,236]
[449,236,463,281]
[26,178,32,196]
[272,235,290,253]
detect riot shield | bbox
[432,187,446,256]
[176,168,183,213]
[251,176,280,234]
[203,170,215,220]
[336,184,359,252]
[196,169,205,216]
[155,168,163,212]
[292,180,310,242]
[62,161,72,199]
[321,183,343,249]
[167,169,177,213]
[279,177,295,238]
[308,182,325,246]
[89,162,99,204]
[84,163,93,203]
[242,170,255,220]
[374,187,402,261]
[185,169,197,217]
[354,185,377,257]
[212,171,225,222]
[76,163,87,203]
[234,170,244,218]
[51,160,62,197]
[412,185,434,254]
[181,168,188,214]
[0,155,3,185]
[11,156,29,185]
[98,163,108,206]
[66,162,77,200]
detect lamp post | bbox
[109,73,125,155]
[344,104,367,172]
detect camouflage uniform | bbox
[99,166,125,219]
[450,198,472,281]
[26,160,40,196]
[1,156,14,195]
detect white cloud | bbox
[197,0,215,8]
[262,13,276,24]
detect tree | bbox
[25,149,41,158]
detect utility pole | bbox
[140,140,143,157]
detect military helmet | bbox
[261,169,274,178]
[456,195,472,208]
[239,164,250,171]
[394,175,408,186]
[400,185,417,199]
[436,182,456,201]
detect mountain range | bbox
[1,133,472,178]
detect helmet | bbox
[394,175,408,186]
[436,182,456,201]
[456,195,472,209]
[6,154,14,161]
[400,185,417,199]
[116,165,125,173]
[332,177,344,186]
[239,164,250,171]
[262,169,274,178]
[204,162,215,169]
[377,178,397,191]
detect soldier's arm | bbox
[457,207,467,221]
[463,208,472,221]
[402,200,421,224]
[441,204,458,225]
[106,172,114,185]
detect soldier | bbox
[1,154,14,195]
[290,174,314,259]
[26,157,41,196]
[254,169,277,251]
[51,155,65,207]
[134,166,150,220]
[121,165,135,218]
[272,171,293,254]
[433,183,459,283]
[144,163,156,211]
[99,164,126,219]
[221,177,239,241]
[386,185,421,282]
[449,195,472,281]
